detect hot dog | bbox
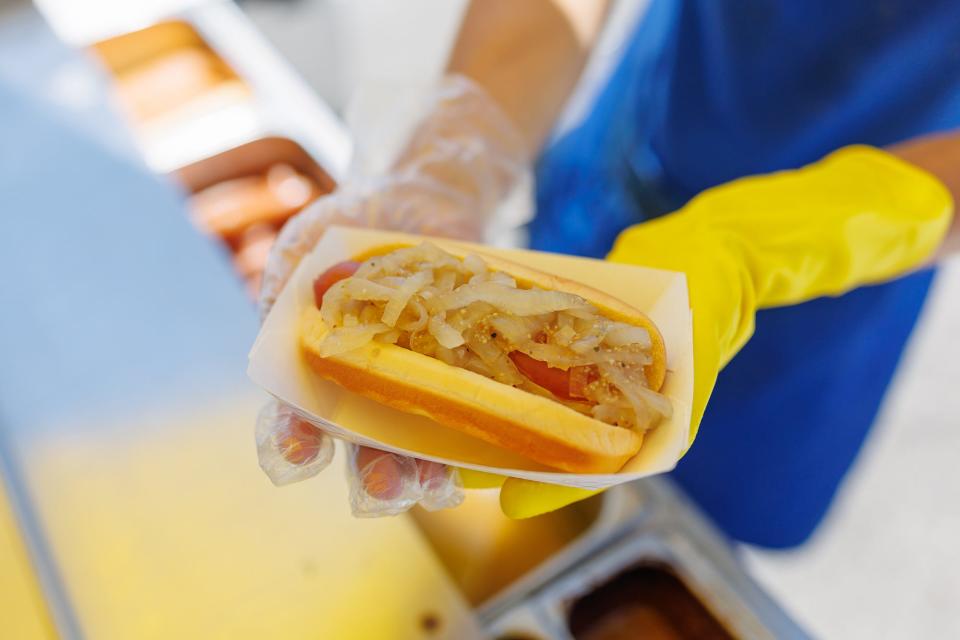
[299,242,671,474]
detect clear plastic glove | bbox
[255,74,526,517]
[255,401,334,486]
[346,445,464,517]
[496,145,954,518]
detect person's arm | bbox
[448,1,960,258]
[888,131,960,260]
[447,0,612,154]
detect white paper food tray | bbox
[249,227,692,489]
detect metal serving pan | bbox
[85,6,347,299]
[483,479,809,639]
[82,1,350,178]
[468,484,649,620]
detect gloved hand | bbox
[496,145,954,518]
[255,75,527,516]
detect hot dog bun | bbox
[299,245,667,474]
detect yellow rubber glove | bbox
[493,145,953,518]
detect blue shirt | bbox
[532,0,960,547]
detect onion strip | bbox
[437,282,590,316]
[381,270,432,327]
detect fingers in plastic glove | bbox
[346,445,464,516]
[499,477,601,520]
[354,177,484,240]
[256,400,334,486]
[347,445,424,517]
[417,460,464,512]
[398,75,527,212]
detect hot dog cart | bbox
[0,2,808,637]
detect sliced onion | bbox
[572,316,600,334]
[338,278,396,302]
[435,345,458,366]
[586,378,621,405]
[435,270,457,292]
[517,342,594,368]
[378,276,407,288]
[591,403,635,427]
[553,324,577,346]
[353,257,382,280]
[570,334,603,354]
[447,302,497,332]
[599,363,672,430]
[341,298,363,319]
[461,352,494,378]
[358,303,381,325]
[374,329,401,344]
[409,330,439,356]
[488,314,539,344]
[397,300,429,332]
[634,383,673,420]
[604,323,652,349]
[588,350,652,368]
[567,307,600,320]
[437,282,590,316]
[486,356,527,385]
[356,242,455,279]
[320,280,346,325]
[428,314,466,349]
[381,270,433,326]
[599,364,652,429]
[464,329,502,364]
[420,291,445,315]
[464,329,525,385]
[489,271,517,287]
[463,253,486,275]
[318,323,388,357]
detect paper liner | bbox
[249,227,692,489]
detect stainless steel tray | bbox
[473,483,648,620]
[483,479,810,639]
[74,2,350,180]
